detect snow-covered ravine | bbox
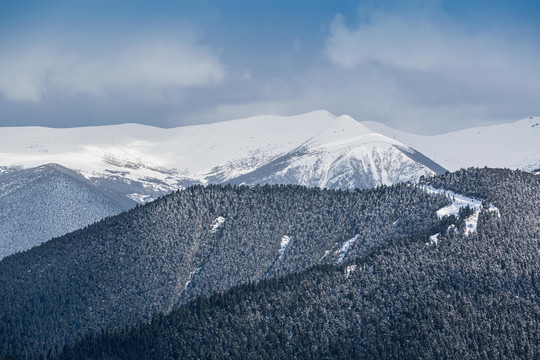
[421,185,499,241]
[184,267,201,290]
[278,235,291,260]
[335,234,360,264]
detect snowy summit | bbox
[0,110,445,202]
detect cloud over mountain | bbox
[0,40,225,102]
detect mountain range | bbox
[0,110,446,258]
[2,111,539,261]
[364,116,540,172]
[3,111,538,205]
[2,111,538,259]
[0,111,445,198]
[0,170,464,358]
[61,168,540,359]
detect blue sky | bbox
[1,0,539,133]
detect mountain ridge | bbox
[0,180,452,358]
[1,168,538,359]
[363,116,540,171]
[0,163,135,259]
[0,110,445,201]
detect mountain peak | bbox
[1,110,444,201]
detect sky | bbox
[0,0,539,134]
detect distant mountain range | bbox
[1,111,538,259]
[0,111,445,200]
[363,116,540,172]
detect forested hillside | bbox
[57,168,540,359]
[0,180,449,358]
[0,163,135,259]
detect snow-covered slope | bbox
[0,163,135,259]
[364,116,540,172]
[0,111,445,202]
[229,115,445,189]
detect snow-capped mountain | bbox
[0,111,445,202]
[0,163,135,259]
[363,116,540,172]
[228,114,445,189]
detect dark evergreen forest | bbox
[1,178,448,358]
[57,168,540,359]
[1,168,539,359]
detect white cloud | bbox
[1,3,538,133]
[325,12,540,87]
[0,41,225,102]
[327,14,451,70]
[0,47,57,102]
[320,9,540,131]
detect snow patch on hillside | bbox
[127,193,153,204]
[421,185,499,236]
[345,264,357,278]
[210,216,226,233]
[428,233,440,245]
[184,267,201,290]
[335,234,360,264]
[426,186,483,218]
[278,235,291,260]
[320,250,331,261]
